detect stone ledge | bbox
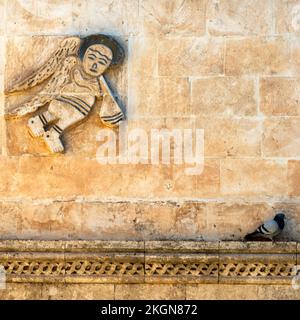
[0,240,298,285]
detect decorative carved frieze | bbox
[0,241,297,285]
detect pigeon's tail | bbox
[244,231,260,241]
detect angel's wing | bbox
[6,56,79,118]
[7,37,81,94]
[98,75,125,127]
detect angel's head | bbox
[79,34,124,77]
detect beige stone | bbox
[0,283,42,300]
[1,156,212,201]
[206,202,272,241]
[0,202,21,239]
[6,0,73,35]
[129,37,158,78]
[288,160,300,197]
[174,202,207,240]
[191,77,257,116]
[115,284,186,300]
[262,118,300,157]
[170,160,220,198]
[196,117,262,157]
[0,0,6,35]
[72,0,139,37]
[207,0,272,36]
[0,36,4,75]
[257,285,300,299]
[186,284,259,300]
[225,37,292,75]
[129,77,190,117]
[140,0,206,36]
[158,37,224,77]
[5,36,64,90]
[275,0,300,34]
[260,77,300,116]
[41,284,114,300]
[272,202,300,240]
[82,202,179,240]
[221,159,288,197]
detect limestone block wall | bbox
[0,0,299,242]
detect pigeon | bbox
[244,213,286,241]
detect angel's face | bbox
[82,44,113,77]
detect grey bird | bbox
[244,213,286,241]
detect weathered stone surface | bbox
[6,0,73,35]
[262,118,300,157]
[220,159,288,197]
[0,1,5,35]
[140,0,206,36]
[275,0,300,34]
[186,284,259,300]
[191,77,257,116]
[128,37,158,78]
[115,284,186,300]
[260,77,300,116]
[257,285,300,299]
[206,202,272,241]
[158,37,224,76]
[225,37,293,75]
[5,36,64,91]
[41,284,114,300]
[0,284,42,300]
[129,77,190,117]
[196,117,261,157]
[72,0,139,37]
[0,36,4,75]
[207,0,272,36]
[288,160,300,197]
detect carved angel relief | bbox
[5,34,125,153]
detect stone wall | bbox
[0,1,300,242]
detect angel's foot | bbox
[42,129,64,153]
[27,115,46,137]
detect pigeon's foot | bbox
[42,129,64,153]
[27,115,46,137]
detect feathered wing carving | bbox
[6,37,81,118]
[7,56,79,118]
[7,37,81,93]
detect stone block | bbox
[196,117,262,157]
[72,0,139,37]
[6,0,73,35]
[260,77,300,116]
[191,77,257,116]
[225,37,293,76]
[115,284,186,300]
[206,202,272,241]
[128,37,158,78]
[140,0,206,36]
[0,283,42,300]
[275,0,300,34]
[220,159,288,197]
[158,37,224,77]
[0,0,5,36]
[41,283,114,300]
[262,118,300,157]
[186,284,259,300]
[129,77,190,117]
[288,160,300,197]
[207,0,272,36]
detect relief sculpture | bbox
[5,34,125,153]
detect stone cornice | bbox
[0,241,298,285]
